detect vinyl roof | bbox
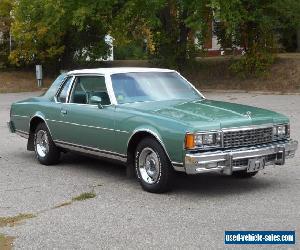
[68,67,175,75]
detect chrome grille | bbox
[223,127,273,148]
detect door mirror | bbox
[90,96,103,109]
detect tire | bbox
[34,123,60,165]
[232,170,258,178]
[135,137,174,193]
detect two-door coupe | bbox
[8,68,298,193]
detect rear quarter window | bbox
[43,73,67,100]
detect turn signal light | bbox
[185,134,195,149]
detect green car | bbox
[7,68,298,193]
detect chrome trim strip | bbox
[12,115,29,118]
[63,103,99,107]
[176,72,206,99]
[15,129,29,135]
[222,123,277,132]
[45,119,129,134]
[172,161,185,172]
[54,140,127,162]
[61,102,116,110]
[172,161,184,166]
[15,129,29,139]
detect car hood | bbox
[124,99,288,130]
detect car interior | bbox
[70,76,111,105]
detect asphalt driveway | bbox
[0,91,299,249]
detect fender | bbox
[27,112,53,151]
[127,126,172,164]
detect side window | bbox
[70,76,111,105]
[57,77,73,103]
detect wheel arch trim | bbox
[27,113,53,151]
[127,128,176,167]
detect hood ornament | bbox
[245,111,252,119]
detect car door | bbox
[45,76,74,140]
[57,75,119,157]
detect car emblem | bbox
[245,111,252,119]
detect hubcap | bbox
[138,147,160,184]
[35,130,49,158]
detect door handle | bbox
[61,109,67,115]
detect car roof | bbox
[67,67,176,75]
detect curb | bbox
[201,89,300,95]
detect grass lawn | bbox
[182,53,300,93]
[0,71,54,93]
[1,54,300,93]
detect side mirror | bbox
[90,96,103,109]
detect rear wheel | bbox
[34,123,60,165]
[232,170,258,178]
[135,137,174,193]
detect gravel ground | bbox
[0,91,299,250]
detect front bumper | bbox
[184,140,298,175]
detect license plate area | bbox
[247,157,265,173]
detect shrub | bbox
[230,48,275,78]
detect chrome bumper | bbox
[184,140,298,175]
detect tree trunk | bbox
[177,25,189,69]
[297,28,300,52]
[176,9,190,69]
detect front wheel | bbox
[34,123,60,165]
[135,137,174,193]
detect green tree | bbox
[0,0,14,68]
[273,0,300,52]
[112,0,211,69]
[10,0,65,67]
[210,0,300,76]
[10,0,115,69]
[9,0,300,73]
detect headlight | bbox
[185,132,221,149]
[273,124,290,139]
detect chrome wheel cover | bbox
[138,147,160,184]
[35,130,49,158]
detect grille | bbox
[223,127,273,148]
[232,159,248,167]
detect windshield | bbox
[111,72,202,104]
